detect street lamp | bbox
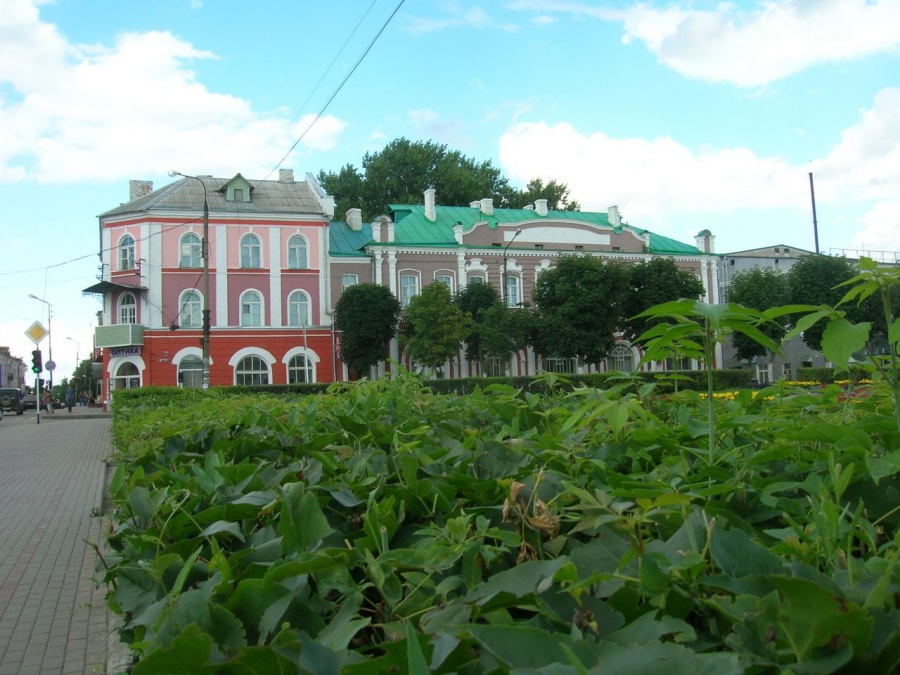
[169,171,211,390]
[67,336,80,388]
[502,229,523,307]
[28,294,52,390]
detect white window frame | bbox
[240,234,262,268]
[341,274,358,292]
[542,357,576,374]
[180,233,201,268]
[287,290,310,327]
[179,290,202,328]
[234,355,269,386]
[118,292,137,325]
[400,273,420,308]
[178,355,203,388]
[287,234,309,270]
[505,275,521,307]
[240,290,263,327]
[119,234,136,271]
[608,343,634,372]
[435,272,455,293]
[287,353,315,384]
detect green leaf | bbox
[132,624,215,674]
[279,482,333,553]
[821,319,870,373]
[710,528,784,577]
[405,621,430,675]
[201,520,245,542]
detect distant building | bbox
[0,347,27,389]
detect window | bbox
[608,343,634,372]
[240,291,262,326]
[468,276,484,285]
[287,291,309,327]
[341,274,358,291]
[118,293,136,324]
[435,274,454,293]
[483,357,504,378]
[783,363,793,381]
[119,235,135,270]
[505,276,521,307]
[178,356,203,388]
[574,245,584,251]
[400,274,419,308]
[180,233,201,268]
[534,244,544,250]
[233,188,244,202]
[288,354,314,384]
[542,357,576,374]
[240,234,261,268]
[179,290,202,328]
[235,355,269,386]
[287,235,308,270]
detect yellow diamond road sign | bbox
[26,321,48,345]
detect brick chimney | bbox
[129,180,153,202]
[279,169,294,182]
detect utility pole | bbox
[809,172,820,254]
[169,171,211,389]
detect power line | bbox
[267,0,407,178]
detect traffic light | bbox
[31,350,43,374]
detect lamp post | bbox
[28,294,52,390]
[502,229,522,307]
[169,171,211,389]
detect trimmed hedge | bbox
[796,365,870,384]
[112,369,754,408]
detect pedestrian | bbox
[66,385,74,413]
[42,389,54,414]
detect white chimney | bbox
[322,196,335,219]
[695,229,715,253]
[470,201,481,209]
[424,188,436,222]
[608,205,620,227]
[371,219,382,243]
[481,198,494,216]
[385,217,395,243]
[346,208,362,231]
[279,169,294,182]
[453,222,464,244]
[523,204,535,211]
[535,199,548,216]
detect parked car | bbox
[0,388,24,415]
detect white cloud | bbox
[509,0,900,87]
[498,87,900,246]
[405,4,518,35]
[0,1,347,183]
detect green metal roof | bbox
[328,204,705,256]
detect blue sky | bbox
[1,0,898,381]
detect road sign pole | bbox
[36,378,41,425]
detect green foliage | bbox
[621,257,705,342]
[532,255,631,362]
[104,373,900,673]
[318,138,579,221]
[334,283,401,376]
[480,304,534,363]
[455,281,501,361]
[727,266,792,360]
[404,281,471,372]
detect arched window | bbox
[287,354,314,384]
[609,343,634,372]
[235,355,269,385]
[178,356,203,388]
[180,233,201,268]
[400,274,419,308]
[179,290,202,327]
[240,291,262,326]
[111,362,141,391]
[287,235,308,269]
[119,235,135,270]
[240,234,261,268]
[118,293,137,324]
[287,291,309,327]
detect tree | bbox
[620,258,705,342]
[404,282,471,374]
[502,178,580,211]
[788,255,874,351]
[727,267,792,360]
[531,255,631,363]
[480,304,534,365]
[455,281,501,362]
[318,138,579,220]
[334,284,401,377]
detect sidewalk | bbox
[0,416,112,674]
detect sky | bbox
[1,0,898,384]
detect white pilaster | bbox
[269,227,282,327]
[216,225,228,327]
[148,222,163,328]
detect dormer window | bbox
[233,188,244,202]
[221,173,253,203]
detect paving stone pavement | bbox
[0,412,112,674]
